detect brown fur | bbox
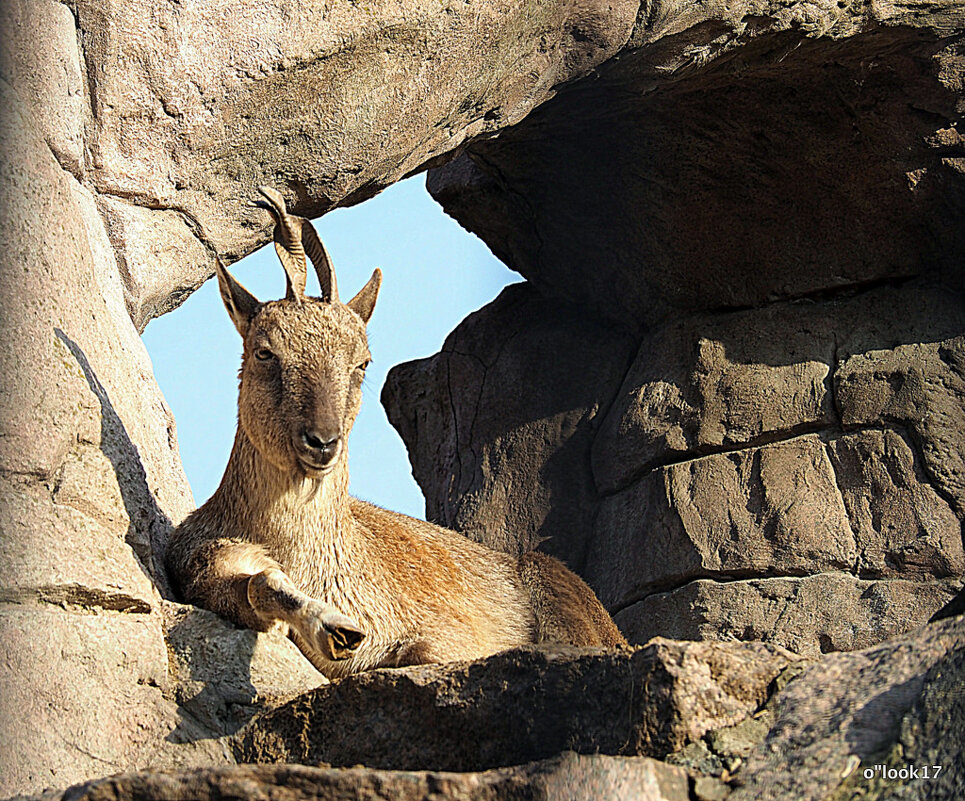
[165,190,626,678]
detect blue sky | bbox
[143,176,516,518]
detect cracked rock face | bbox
[389,2,965,654]
[22,753,693,801]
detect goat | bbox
[165,186,626,678]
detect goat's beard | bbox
[298,473,323,504]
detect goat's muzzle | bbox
[294,428,342,474]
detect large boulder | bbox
[70,0,640,324]
[428,7,965,331]
[21,753,693,801]
[729,613,965,800]
[236,640,799,770]
[382,282,636,567]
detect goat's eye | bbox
[254,348,274,362]
[356,360,371,374]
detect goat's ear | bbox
[346,268,381,324]
[215,257,260,337]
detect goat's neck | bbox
[211,428,353,563]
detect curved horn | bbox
[255,186,307,302]
[300,220,339,303]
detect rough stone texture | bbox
[587,430,963,612]
[728,613,965,801]
[0,0,87,177]
[592,282,965,492]
[383,282,636,568]
[837,335,965,518]
[19,753,691,801]
[162,602,325,739]
[588,436,858,608]
[236,642,799,771]
[95,198,216,333]
[73,0,639,318]
[428,14,965,331]
[0,68,201,795]
[592,300,838,493]
[827,429,964,578]
[392,278,965,651]
[615,573,962,658]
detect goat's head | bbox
[216,187,381,479]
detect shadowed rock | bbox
[235,641,800,771]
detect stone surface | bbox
[429,17,965,330]
[827,429,964,578]
[72,0,639,319]
[95,197,215,333]
[0,0,87,177]
[383,282,635,568]
[615,573,962,657]
[837,335,965,518]
[587,429,963,612]
[236,642,798,771]
[0,70,199,796]
[162,601,326,738]
[729,613,965,801]
[592,282,965,493]
[20,753,691,801]
[592,301,838,493]
[0,603,184,795]
[587,435,857,609]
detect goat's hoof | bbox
[327,620,364,660]
[303,604,364,661]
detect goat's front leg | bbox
[247,568,364,663]
[174,539,364,667]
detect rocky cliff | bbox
[1,0,962,799]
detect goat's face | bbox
[215,251,381,479]
[237,299,371,477]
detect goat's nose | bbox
[300,429,341,467]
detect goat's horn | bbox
[255,186,307,302]
[300,220,339,303]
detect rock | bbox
[0,0,87,177]
[236,641,799,771]
[827,429,964,578]
[591,301,838,494]
[592,282,965,493]
[162,602,325,738]
[0,603,184,795]
[837,336,965,517]
[615,573,962,658]
[587,436,858,610]
[383,282,635,569]
[429,17,965,330]
[729,614,965,801]
[72,0,639,320]
[0,71,198,796]
[18,752,691,801]
[588,429,963,613]
[95,197,214,333]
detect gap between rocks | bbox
[609,569,964,618]
[0,584,152,615]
